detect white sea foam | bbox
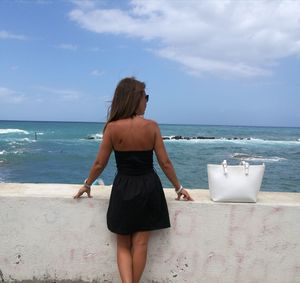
[0,129,29,134]
[85,133,103,140]
[163,138,247,144]
[8,141,18,147]
[220,137,299,146]
[12,150,24,155]
[247,137,299,145]
[0,149,25,155]
[162,135,300,146]
[19,138,36,142]
[232,153,286,162]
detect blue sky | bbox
[0,0,300,127]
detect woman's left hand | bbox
[175,189,194,201]
[73,185,92,199]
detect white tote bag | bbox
[207,160,265,202]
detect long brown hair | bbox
[103,77,146,132]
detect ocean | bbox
[0,120,299,192]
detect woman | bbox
[74,77,193,283]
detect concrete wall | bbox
[0,183,300,283]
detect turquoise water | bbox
[0,120,300,192]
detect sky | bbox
[0,0,300,127]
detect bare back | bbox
[92,115,182,193]
[109,116,156,151]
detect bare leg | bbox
[131,231,150,283]
[117,234,133,283]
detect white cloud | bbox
[56,43,78,51]
[34,86,81,101]
[90,69,104,76]
[156,48,271,78]
[0,87,26,103]
[0,30,27,40]
[69,0,300,78]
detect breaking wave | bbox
[232,153,287,162]
[83,133,300,146]
[0,128,29,134]
[161,135,300,145]
[84,133,103,140]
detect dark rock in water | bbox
[161,135,251,141]
[228,137,246,140]
[174,135,182,140]
[168,135,218,140]
[196,136,215,139]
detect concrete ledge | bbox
[0,183,300,282]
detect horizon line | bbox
[0,119,299,129]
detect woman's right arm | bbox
[84,123,113,185]
[153,122,193,201]
[73,123,113,199]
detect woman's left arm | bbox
[73,124,113,198]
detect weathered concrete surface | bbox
[0,183,300,283]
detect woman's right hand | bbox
[73,185,92,199]
[175,188,194,201]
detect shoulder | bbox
[104,119,130,134]
[103,122,115,135]
[142,118,159,130]
[143,118,159,127]
[105,120,121,130]
[143,119,161,135]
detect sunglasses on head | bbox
[145,94,149,102]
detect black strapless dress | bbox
[106,150,171,235]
